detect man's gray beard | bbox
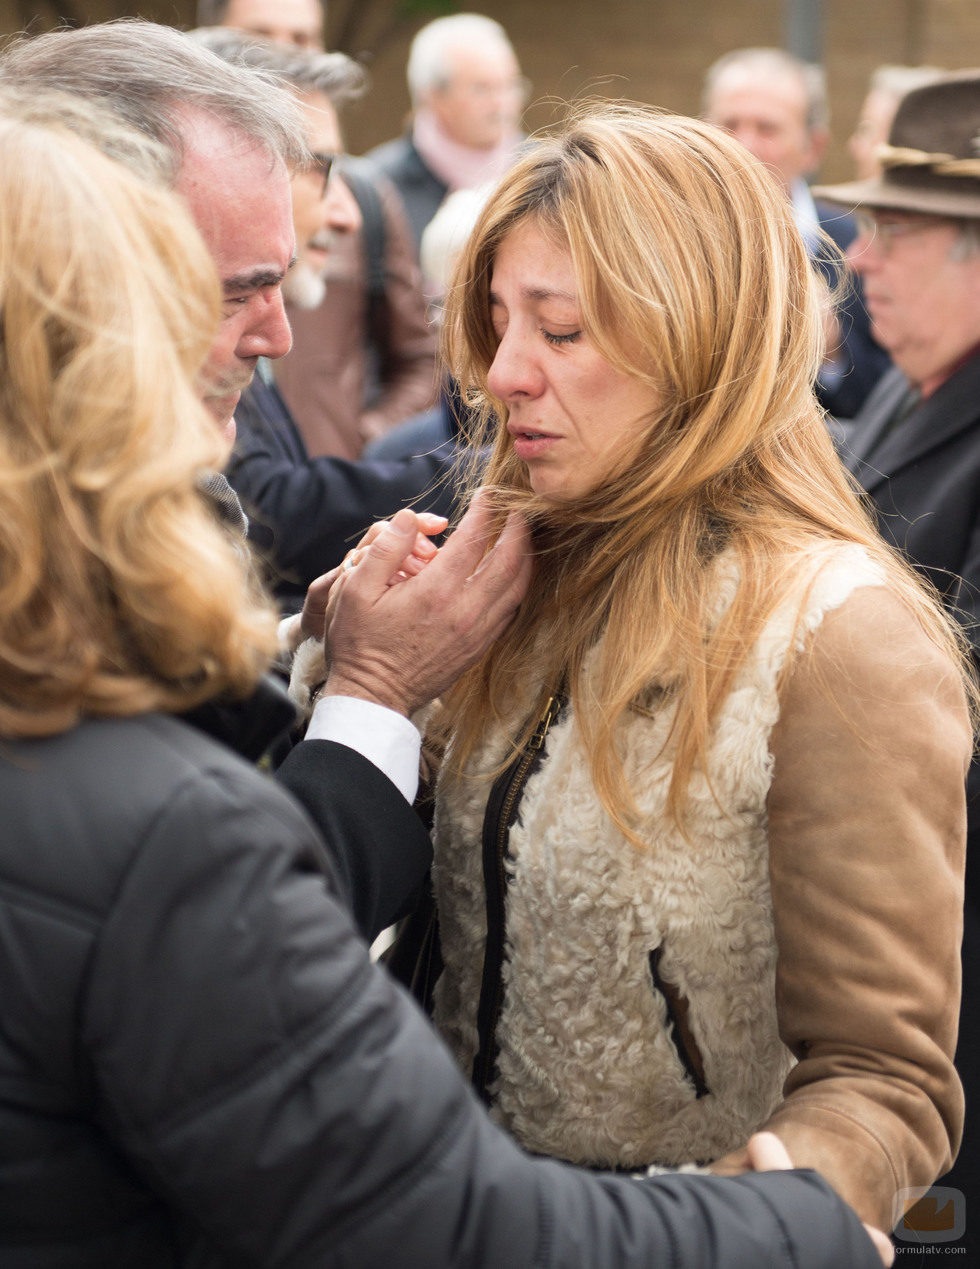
[283,262,327,311]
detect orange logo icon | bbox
[893,1186,965,1243]
[903,1195,957,1232]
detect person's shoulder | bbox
[365,135,441,192]
[42,712,272,804]
[802,568,969,725]
[364,134,415,176]
[341,158,409,237]
[0,713,300,917]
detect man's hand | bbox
[324,490,532,717]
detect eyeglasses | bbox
[853,210,952,254]
[308,151,338,197]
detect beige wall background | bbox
[1,0,977,180]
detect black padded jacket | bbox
[0,708,883,1269]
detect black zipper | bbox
[471,690,564,1102]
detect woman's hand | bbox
[746,1133,894,1266]
[299,512,448,644]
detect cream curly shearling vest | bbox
[430,545,886,1168]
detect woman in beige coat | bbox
[424,102,975,1234]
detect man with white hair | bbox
[703,47,890,418]
[200,0,440,462]
[368,12,527,254]
[0,22,892,1269]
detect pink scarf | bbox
[412,108,522,193]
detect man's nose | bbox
[239,289,293,362]
[847,228,878,275]
[325,176,361,234]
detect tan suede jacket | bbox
[733,584,971,1229]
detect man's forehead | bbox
[446,41,519,82]
[298,91,343,153]
[711,70,809,125]
[174,108,280,176]
[173,112,295,281]
[224,0,322,39]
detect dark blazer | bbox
[837,351,980,1206]
[814,201,891,419]
[226,372,458,606]
[839,356,980,634]
[366,132,449,253]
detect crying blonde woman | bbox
[418,101,975,1233]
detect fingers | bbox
[863,1225,895,1266]
[475,509,533,590]
[743,1135,893,1267]
[300,566,344,642]
[430,490,531,605]
[745,1132,793,1172]
[432,487,498,575]
[348,508,422,597]
[416,511,449,535]
[357,512,447,553]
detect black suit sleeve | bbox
[275,738,432,942]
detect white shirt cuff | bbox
[305,694,421,804]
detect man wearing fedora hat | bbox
[816,69,980,1224]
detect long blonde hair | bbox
[440,102,973,834]
[0,112,278,737]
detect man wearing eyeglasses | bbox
[187,31,459,606]
[816,70,980,1232]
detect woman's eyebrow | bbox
[489,283,578,304]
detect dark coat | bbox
[0,704,882,1269]
[837,350,980,1208]
[814,201,891,419]
[839,356,980,640]
[366,132,449,253]
[225,373,457,606]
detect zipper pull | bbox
[527,694,559,752]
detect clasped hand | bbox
[300,490,531,719]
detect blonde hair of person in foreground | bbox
[0,100,278,739]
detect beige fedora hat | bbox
[814,69,980,219]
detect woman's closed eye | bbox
[542,328,581,346]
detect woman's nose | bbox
[487,328,542,400]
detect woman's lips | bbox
[509,426,559,461]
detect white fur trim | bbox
[431,545,887,1168]
[286,637,328,716]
